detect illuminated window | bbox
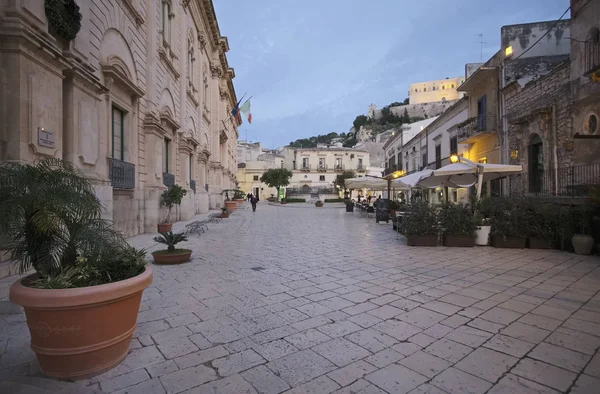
[479,157,488,164]
[451,84,455,88]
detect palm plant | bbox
[0,158,145,288]
[153,231,187,253]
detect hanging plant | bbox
[45,0,82,42]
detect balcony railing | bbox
[457,114,497,144]
[334,164,344,171]
[584,40,600,75]
[163,172,175,187]
[357,164,366,172]
[383,165,398,177]
[508,163,600,198]
[317,165,328,172]
[109,158,135,189]
[190,179,196,193]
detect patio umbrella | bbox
[392,170,433,188]
[431,160,523,198]
[345,177,388,191]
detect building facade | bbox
[237,142,282,200]
[408,77,465,104]
[0,0,238,236]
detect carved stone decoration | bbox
[198,32,207,52]
[210,64,222,78]
[182,0,191,8]
[219,130,228,144]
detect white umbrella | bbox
[393,170,433,188]
[345,177,388,191]
[432,159,522,198]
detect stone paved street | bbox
[2,203,600,393]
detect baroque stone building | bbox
[0,0,239,236]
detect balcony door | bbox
[477,95,487,131]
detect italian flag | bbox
[239,99,252,124]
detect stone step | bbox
[5,376,106,394]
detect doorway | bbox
[528,134,544,193]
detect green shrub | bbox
[527,202,559,241]
[489,198,530,238]
[404,201,438,236]
[324,198,344,203]
[285,198,306,203]
[161,184,187,223]
[439,203,476,236]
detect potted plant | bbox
[474,196,493,246]
[222,189,237,212]
[439,203,476,247]
[159,184,187,232]
[315,200,324,207]
[404,201,438,246]
[388,200,399,219]
[233,189,245,205]
[528,203,558,249]
[220,206,229,218]
[151,232,192,264]
[1,159,152,380]
[280,198,288,205]
[489,198,528,248]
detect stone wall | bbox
[370,100,459,121]
[504,62,573,170]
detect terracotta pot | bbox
[224,201,237,212]
[151,249,192,264]
[315,203,323,207]
[572,234,594,255]
[528,237,553,249]
[220,211,229,218]
[235,199,243,205]
[490,235,527,248]
[157,223,172,233]
[443,235,475,247]
[280,201,288,205]
[406,235,438,247]
[9,266,152,380]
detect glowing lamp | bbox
[450,154,459,163]
[505,46,513,57]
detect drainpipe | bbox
[552,104,558,195]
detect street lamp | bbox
[450,154,459,163]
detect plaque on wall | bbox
[38,128,55,148]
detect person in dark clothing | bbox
[250,195,258,212]
[247,192,252,203]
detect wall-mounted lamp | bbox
[505,46,513,57]
[450,154,459,163]
[510,149,519,159]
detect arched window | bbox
[187,37,195,88]
[161,0,172,45]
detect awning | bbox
[345,177,388,191]
[432,161,522,186]
[392,170,434,188]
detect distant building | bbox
[408,77,465,105]
[237,142,283,200]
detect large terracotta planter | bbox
[9,266,152,380]
[443,235,476,247]
[406,235,438,246]
[315,203,323,207]
[151,249,192,264]
[490,235,526,248]
[157,223,172,233]
[235,199,244,206]
[224,201,237,212]
[220,211,229,218]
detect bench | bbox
[208,213,222,223]
[184,220,209,236]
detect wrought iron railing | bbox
[383,165,398,177]
[317,165,328,172]
[585,40,600,75]
[109,158,135,189]
[457,114,497,143]
[163,172,175,187]
[357,164,366,172]
[190,179,196,193]
[508,163,600,198]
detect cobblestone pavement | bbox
[2,203,600,393]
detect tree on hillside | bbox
[353,115,368,131]
[261,168,292,201]
[402,98,409,105]
[334,171,357,192]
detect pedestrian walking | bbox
[250,195,258,212]
[247,192,252,203]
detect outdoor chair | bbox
[184,220,209,236]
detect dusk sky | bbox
[213,0,569,148]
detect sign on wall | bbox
[38,127,55,148]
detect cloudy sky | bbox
[213,0,569,148]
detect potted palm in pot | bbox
[159,184,186,232]
[151,232,192,264]
[404,201,438,246]
[528,203,558,249]
[474,196,493,246]
[490,198,528,248]
[315,200,324,207]
[1,159,152,380]
[440,203,477,247]
[220,206,229,218]
[222,189,237,212]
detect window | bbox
[451,84,455,88]
[411,157,417,170]
[253,175,259,181]
[450,136,458,155]
[163,138,170,173]
[414,89,417,92]
[435,145,442,169]
[189,154,193,181]
[442,85,445,90]
[111,106,125,160]
[432,86,436,91]
[405,161,409,172]
[302,157,309,168]
[319,175,325,181]
[424,87,427,92]
[479,157,488,164]
[281,160,284,168]
[187,39,195,87]
[161,0,171,44]
[586,113,598,134]
[319,158,325,168]
[358,158,363,168]
[397,153,401,169]
[422,152,427,169]
[335,158,342,169]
